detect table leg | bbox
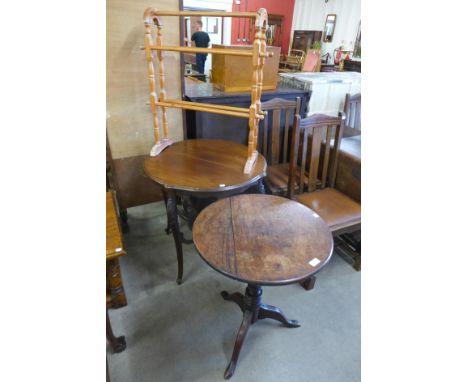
[257,304,300,327]
[166,189,184,284]
[222,284,299,379]
[107,258,127,308]
[221,291,245,312]
[106,308,126,353]
[224,310,253,380]
[257,179,266,194]
[161,189,171,235]
[119,208,129,233]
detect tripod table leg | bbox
[224,310,253,380]
[221,291,246,312]
[258,304,300,328]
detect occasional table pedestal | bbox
[221,284,300,379]
[193,194,334,379]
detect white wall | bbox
[291,0,361,59]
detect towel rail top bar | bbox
[147,11,258,18]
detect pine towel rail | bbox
[143,7,270,174]
[156,100,266,119]
[149,45,273,57]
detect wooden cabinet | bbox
[291,30,322,52]
[211,44,281,92]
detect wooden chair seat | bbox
[295,188,360,233]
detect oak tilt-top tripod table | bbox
[192,194,334,379]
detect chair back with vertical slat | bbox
[343,93,361,131]
[259,97,301,165]
[287,113,346,198]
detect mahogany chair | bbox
[342,92,361,137]
[287,113,361,277]
[259,97,301,196]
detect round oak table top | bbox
[193,194,334,286]
[143,139,267,194]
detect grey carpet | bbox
[108,201,360,382]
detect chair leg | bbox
[353,240,361,271]
[300,275,316,291]
[106,308,126,353]
[336,234,361,272]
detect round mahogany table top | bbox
[193,194,334,286]
[144,139,267,194]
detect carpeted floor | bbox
[107,201,360,382]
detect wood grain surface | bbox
[144,139,267,192]
[106,192,126,260]
[193,194,333,285]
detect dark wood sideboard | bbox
[184,82,311,152]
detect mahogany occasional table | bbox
[192,194,334,379]
[144,139,267,284]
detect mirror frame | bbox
[353,20,361,58]
[323,14,337,43]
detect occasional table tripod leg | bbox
[165,189,184,284]
[224,310,253,380]
[258,304,300,328]
[221,291,245,312]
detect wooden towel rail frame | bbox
[143,7,272,174]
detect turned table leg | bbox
[165,189,184,284]
[107,258,127,308]
[221,284,299,379]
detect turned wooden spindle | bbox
[156,24,169,139]
[144,19,160,145]
[144,8,173,157]
[243,9,268,174]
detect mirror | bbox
[353,20,361,58]
[323,14,337,43]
